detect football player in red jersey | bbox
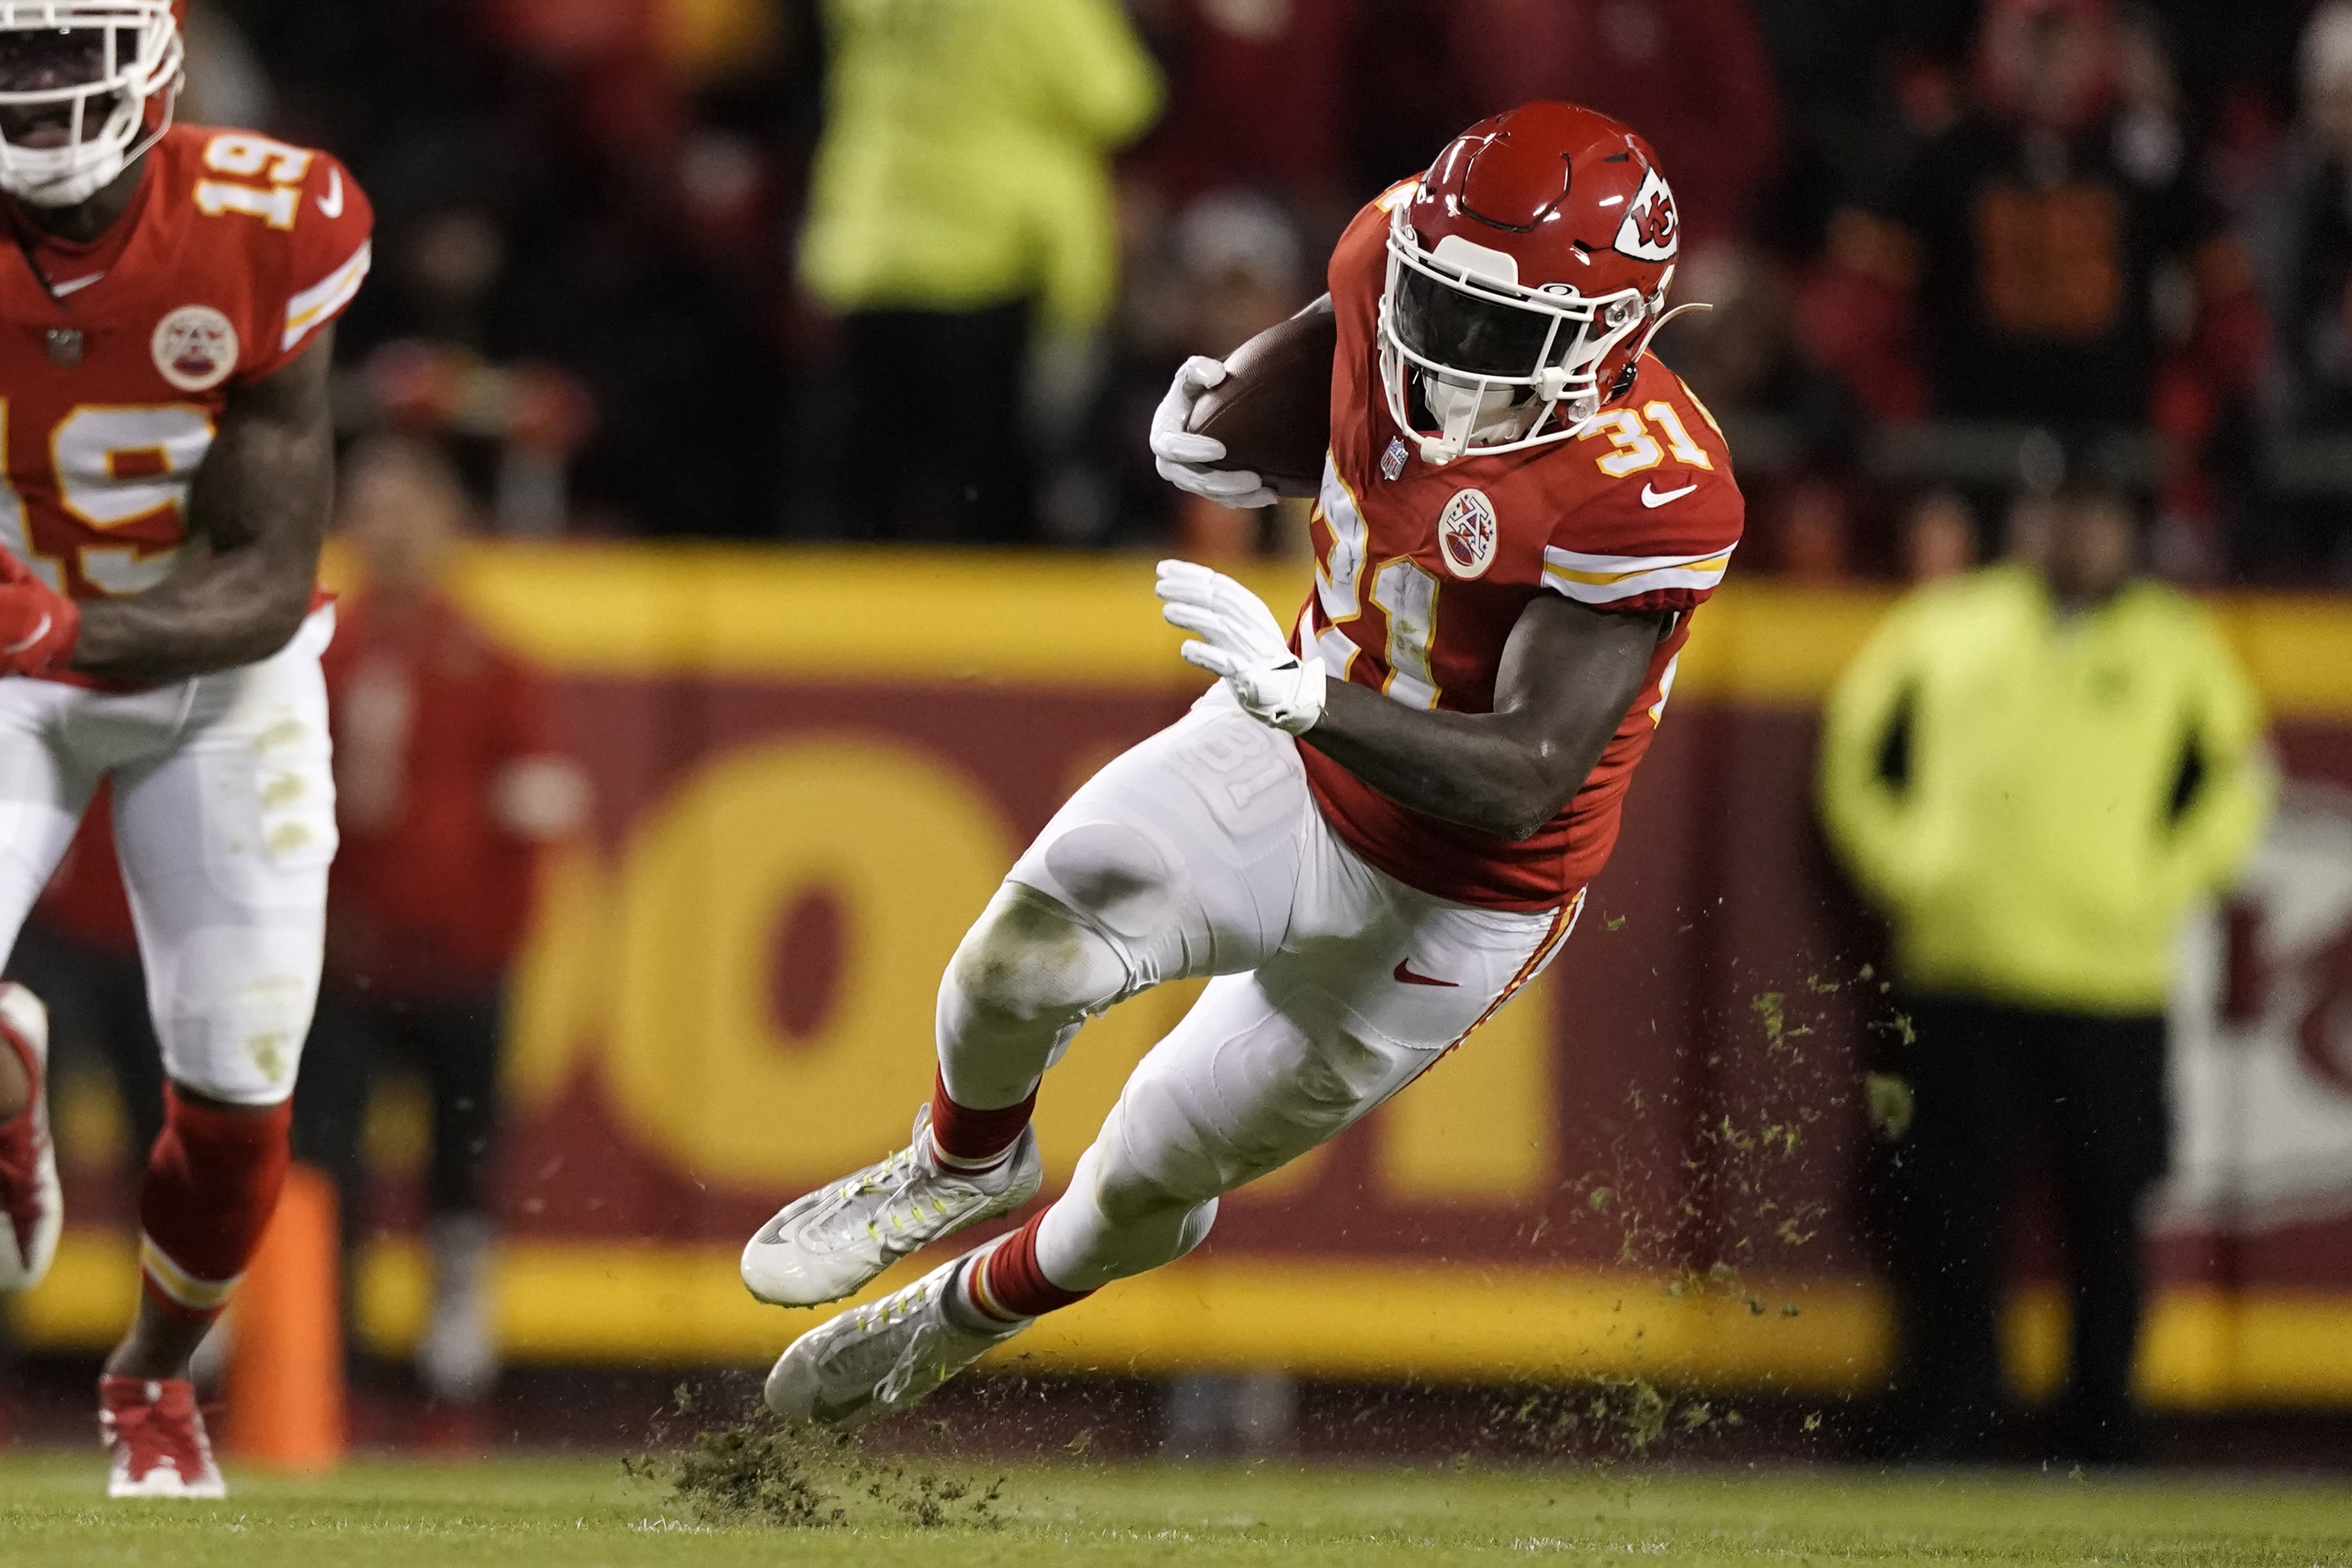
[741,102,1741,1426]
[0,5,372,1496]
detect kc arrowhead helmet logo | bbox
[1613,166,1679,263]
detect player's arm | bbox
[1304,596,1663,839]
[71,330,336,684]
[1157,561,1663,841]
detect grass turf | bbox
[2,1452,2350,1566]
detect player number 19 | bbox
[194,132,316,233]
[0,401,215,595]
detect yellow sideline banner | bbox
[10,547,2352,1406]
[418,544,2352,717]
[21,1228,2352,1408]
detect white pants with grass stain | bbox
[936,684,1577,1296]
[0,606,336,1105]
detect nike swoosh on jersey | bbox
[1393,958,1458,988]
[316,168,344,219]
[1640,481,1699,508]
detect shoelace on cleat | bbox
[102,1387,213,1489]
[873,1270,1009,1407]
[812,1147,990,1251]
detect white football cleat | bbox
[100,1376,227,1499]
[763,1247,1026,1429]
[0,982,60,1294]
[741,1104,1041,1308]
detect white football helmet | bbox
[0,3,181,209]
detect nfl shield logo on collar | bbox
[1381,437,1408,481]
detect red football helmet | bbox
[1379,101,1686,464]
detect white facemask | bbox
[0,6,183,210]
[1417,372,1539,464]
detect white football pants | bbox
[0,607,338,1106]
[937,684,1576,1295]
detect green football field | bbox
[4,1451,2352,1567]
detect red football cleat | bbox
[100,1375,226,1499]
[0,983,59,1294]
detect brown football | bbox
[1186,306,1337,498]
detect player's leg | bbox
[100,613,336,1496]
[0,678,108,1296]
[1886,997,2022,1460]
[412,990,505,1406]
[765,854,1574,1427]
[1002,881,1572,1303]
[931,692,1311,1152]
[2050,1009,2168,1464]
[742,690,1312,1306]
[287,980,376,1291]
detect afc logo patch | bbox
[152,305,239,393]
[1437,487,1498,579]
[1612,165,1679,263]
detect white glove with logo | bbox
[1149,356,1278,510]
[1156,559,1326,734]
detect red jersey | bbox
[1297,188,1744,912]
[322,592,568,999]
[0,124,372,606]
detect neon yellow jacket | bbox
[1817,566,2273,1014]
[798,0,1162,333]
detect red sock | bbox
[928,1069,1036,1171]
[137,1087,292,1324]
[965,1212,1092,1323]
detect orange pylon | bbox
[225,1161,344,1471]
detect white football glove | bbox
[1149,355,1279,510]
[1156,559,1325,735]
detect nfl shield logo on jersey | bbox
[1437,488,1498,579]
[151,306,240,393]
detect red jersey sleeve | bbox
[1536,359,1744,615]
[223,138,374,385]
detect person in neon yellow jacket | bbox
[1819,479,2272,1465]
[798,0,1162,542]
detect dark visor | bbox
[0,30,120,95]
[1391,267,1564,379]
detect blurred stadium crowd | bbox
[197,0,2352,583]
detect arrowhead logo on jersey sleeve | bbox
[1612,166,1679,263]
[1437,487,1498,580]
[151,306,240,393]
